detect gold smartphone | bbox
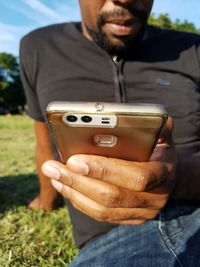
[46,102,168,163]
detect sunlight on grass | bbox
[0,115,78,266]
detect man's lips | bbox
[106,17,135,26]
[104,18,136,36]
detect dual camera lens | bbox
[66,115,92,123]
[66,115,77,122]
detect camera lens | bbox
[66,115,77,122]
[81,116,92,123]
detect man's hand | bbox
[42,118,177,224]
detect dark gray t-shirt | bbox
[20,22,200,247]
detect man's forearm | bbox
[36,144,54,189]
[36,144,60,209]
[173,156,200,202]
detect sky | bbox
[0,0,200,56]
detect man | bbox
[20,0,200,266]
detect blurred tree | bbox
[173,19,198,34]
[149,13,173,29]
[0,52,26,114]
[149,13,200,34]
[0,52,18,71]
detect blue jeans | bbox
[69,200,200,267]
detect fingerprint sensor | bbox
[93,135,117,147]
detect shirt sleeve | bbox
[19,35,45,122]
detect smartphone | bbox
[46,102,168,163]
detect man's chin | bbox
[86,25,144,55]
[95,34,135,55]
[106,35,133,48]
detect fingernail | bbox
[67,158,89,175]
[42,162,60,180]
[51,180,62,192]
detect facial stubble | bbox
[85,9,149,56]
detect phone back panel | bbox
[46,102,167,162]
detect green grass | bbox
[0,115,78,266]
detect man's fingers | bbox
[67,155,169,192]
[51,180,159,222]
[157,116,173,145]
[42,160,168,208]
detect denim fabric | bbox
[69,200,200,267]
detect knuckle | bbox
[68,173,77,188]
[93,207,109,222]
[60,168,76,187]
[134,168,150,191]
[95,165,111,180]
[101,187,122,207]
[137,198,149,208]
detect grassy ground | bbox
[0,115,78,267]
